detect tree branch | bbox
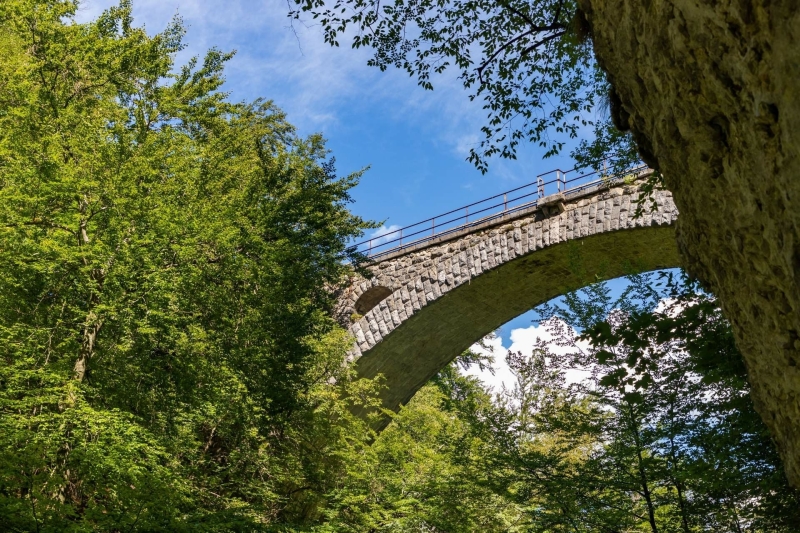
[502,3,565,34]
[477,29,535,82]
[5,220,77,236]
[518,30,566,59]
[477,28,566,84]
[502,3,537,29]
[552,0,565,26]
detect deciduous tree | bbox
[0,1,378,529]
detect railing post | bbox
[504,193,508,212]
[465,206,469,224]
[537,176,544,198]
[399,228,402,246]
[431,218,435,236]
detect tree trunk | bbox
[74,311,101,382]
[579,0,800,487]
[627,406,659,533]
[74,206,105,382]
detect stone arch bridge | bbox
[338,171,680,418]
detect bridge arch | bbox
[340,179,680,419]
[354,285,394,315]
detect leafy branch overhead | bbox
[290,0,603,172]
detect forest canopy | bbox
[319,273,800,532]
[0,1,379,529]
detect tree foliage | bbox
[289,0,644,175]
[321,273,800,532]
[0,1,379,530]
[501,272,800,532]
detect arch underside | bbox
[353,224,681,423]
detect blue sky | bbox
[76,0,628,383]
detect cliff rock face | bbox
[579,0,800,486]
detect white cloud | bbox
[464,320,591,394]
[366,224,402,246]
[655,296,696,317]
[463,333,515,394]
[469,293,696,401]
[454,133,480,158]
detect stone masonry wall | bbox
[340,180,679,386]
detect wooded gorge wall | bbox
[579,0,800,486]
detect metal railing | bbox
[353,161,649,259]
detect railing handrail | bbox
[353,161,648,259]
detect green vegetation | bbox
[0,1,379,529]
[322,273,800,532]
[1,2,797,531]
